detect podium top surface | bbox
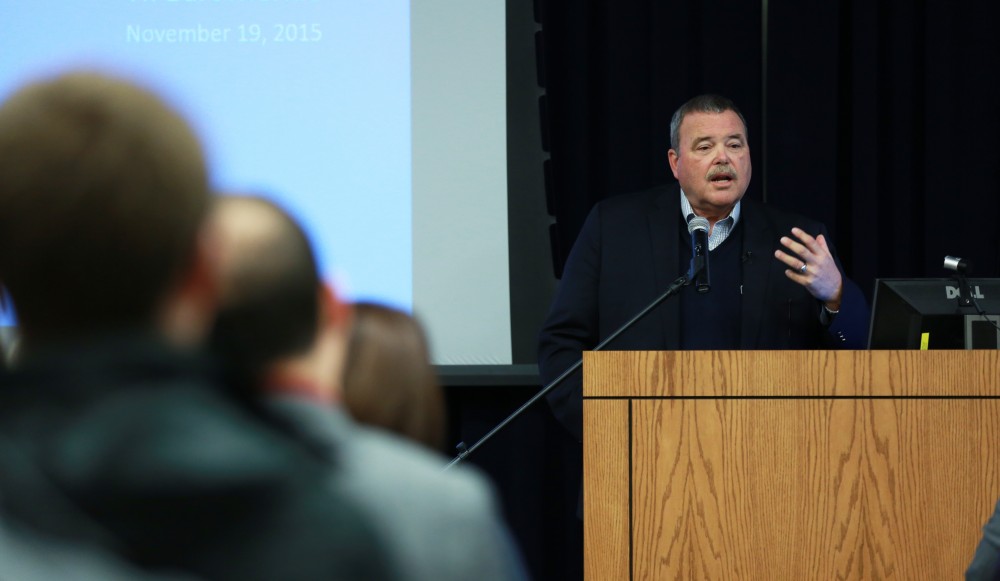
[582,349,1000,398]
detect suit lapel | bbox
[649,185,682,350]
[740,200,776,348]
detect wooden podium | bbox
[582,350,1000,580]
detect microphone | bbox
[944,255,973,274]
[945,254,1000,334]
[444,217,718,470]
[687,216,710,293]
[944,255,974,306]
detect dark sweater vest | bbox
[679,218,743,349]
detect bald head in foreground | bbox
[209,194,529,581]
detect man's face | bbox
[668,110,751,219]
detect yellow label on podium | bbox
[920,332,930,350]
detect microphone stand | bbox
[445,263,700,470]
[953,272,974,308]
[944,256,1000,334]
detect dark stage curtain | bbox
[540,0,1000,294]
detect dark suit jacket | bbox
[538,183,870,441]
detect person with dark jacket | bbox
[0,71,394,580]
[967,500,1000,580]
[539,94,869,444]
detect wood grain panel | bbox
[584,399,630,581]
[629,398,1000,580]
[582,350,1000,398]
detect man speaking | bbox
[538,94,869,443]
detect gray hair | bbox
[669,94,749,151]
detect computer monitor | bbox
[868,278,1000,349]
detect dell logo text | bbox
[946,285,986,299]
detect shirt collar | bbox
[679,189,741,226]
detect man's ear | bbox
[158,224,221,347]
[320,282,352,333]
[668,148,681,179]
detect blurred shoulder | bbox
[268,396,498,509]
[352,423,497,504]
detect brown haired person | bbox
[342,302,445,451]
[0,71,393,580]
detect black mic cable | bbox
[445,270,695,470]
[445,218,715,469]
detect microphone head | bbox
[944,255,973,274]
[687,216,710,234]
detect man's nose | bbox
[713,146,731,163]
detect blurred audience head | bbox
[342,302,445,450]
[0,71,214,352]
[208,194,445,449]
[208,194,350,402]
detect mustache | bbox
[707,165,737,180]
